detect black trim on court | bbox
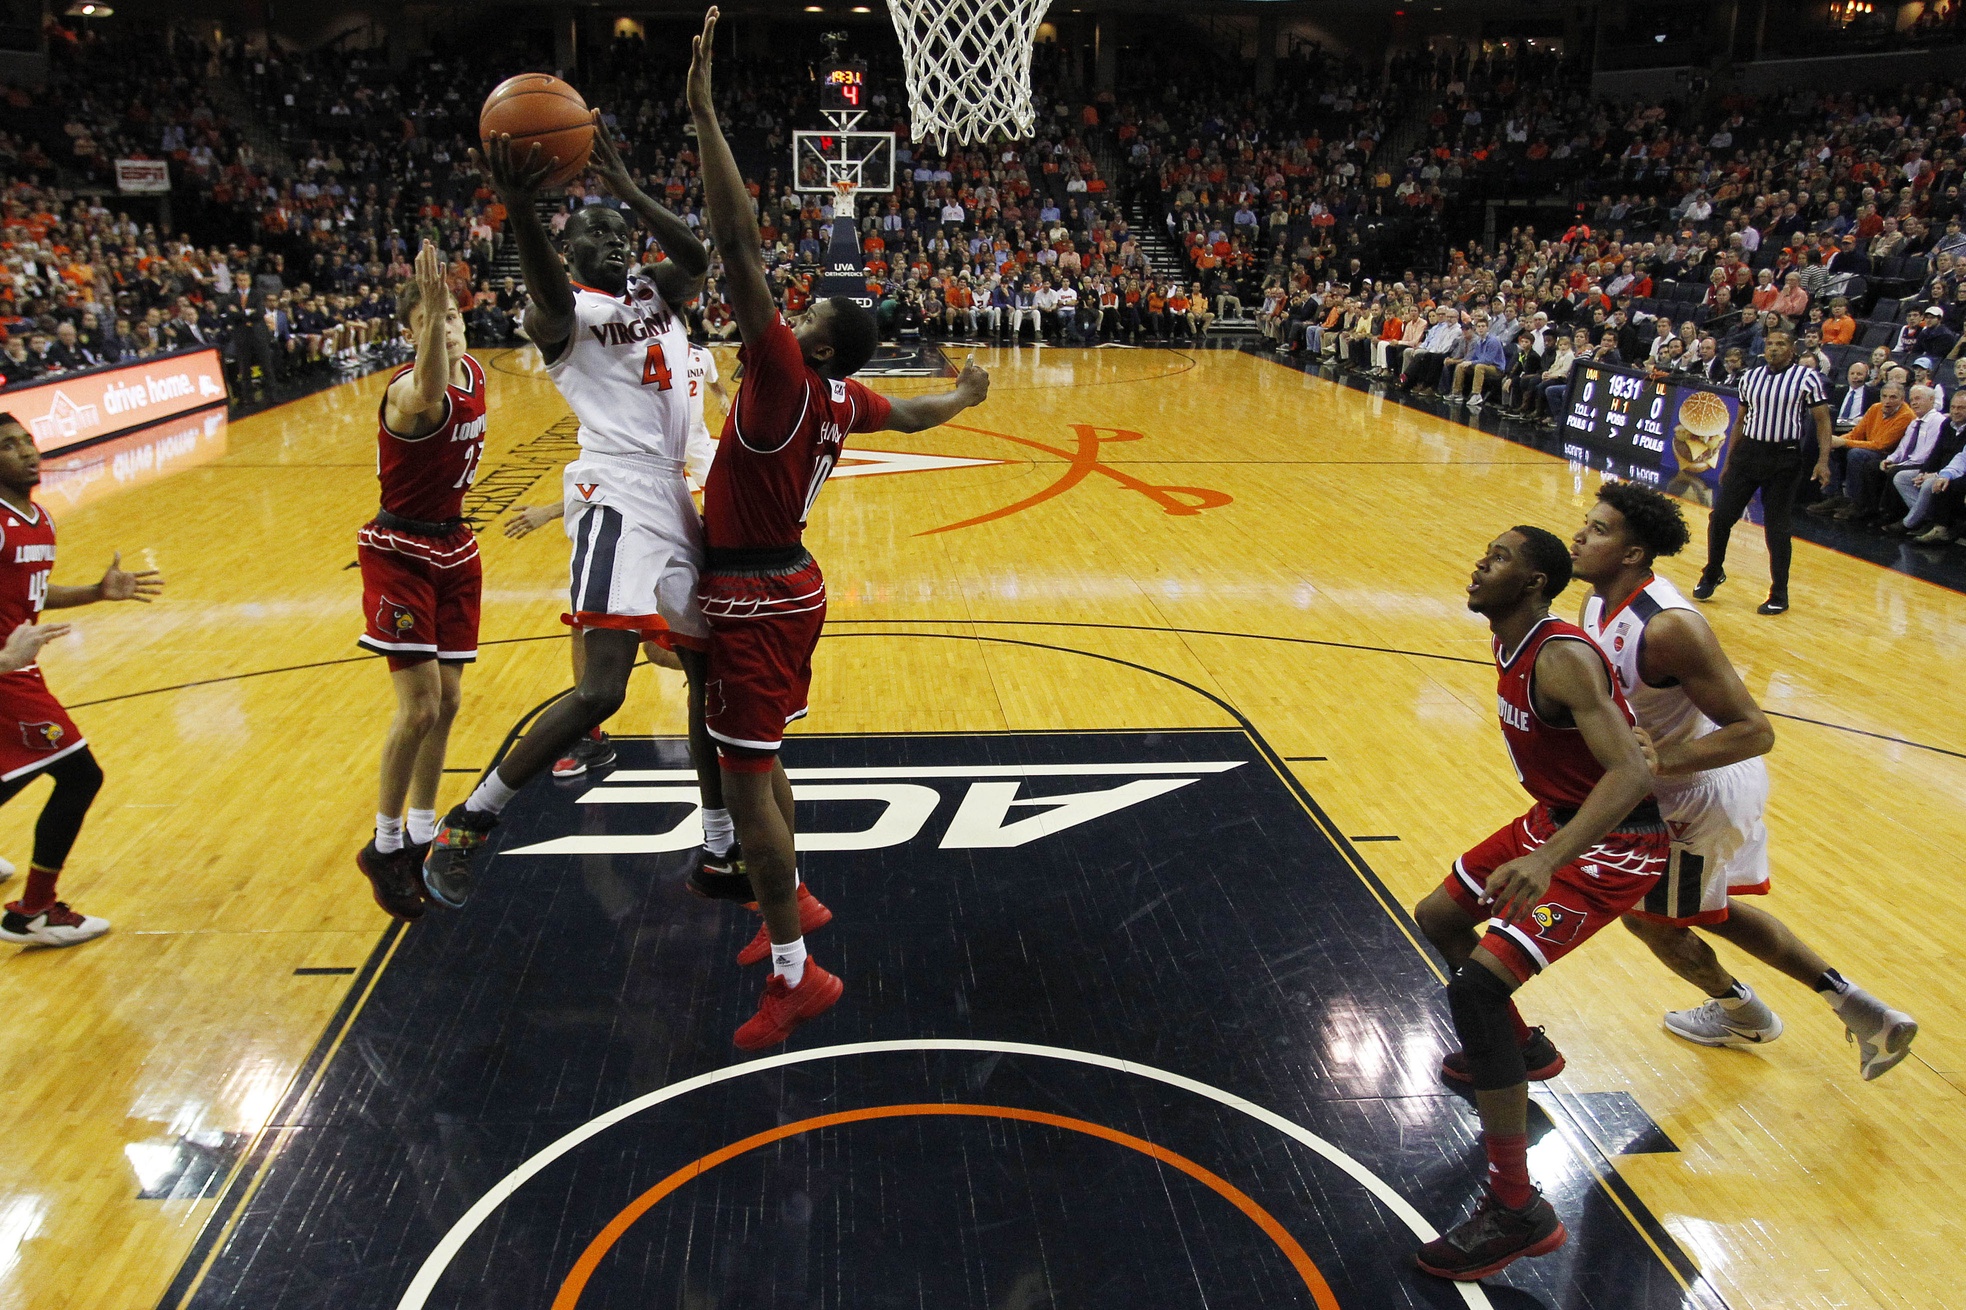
[291,967,356,976]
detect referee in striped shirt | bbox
[1695,328,1832,615]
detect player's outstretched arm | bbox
[883,355,992,433]
[503,501,566,539]
[585,110,708,307]
[470,134,576,355]
[0,622,68,674]
[1481,640,1652,922]
[386,240,454,437]
[46,552,164,609]
[686,8,774,343]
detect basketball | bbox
[478,73,594,188]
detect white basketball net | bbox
[887,0,1053,149]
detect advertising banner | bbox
[1,349,228,455]
[115,159,171,194]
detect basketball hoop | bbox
[831,179,859,220]
[887,0,1053,149]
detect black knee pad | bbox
[1447,963,1528,1091]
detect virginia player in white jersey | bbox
[681,342,728,491]
[1570,481,1917,1079]
[423,117,734,909]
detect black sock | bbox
[1814,967,1849,996]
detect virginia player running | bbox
[425,107,729,908]
[689,7,990,1048]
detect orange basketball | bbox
[479,74,594,189]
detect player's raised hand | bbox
[414,239,446,299]
[1481,852,1554,925]
[955,353,991,405]
[0,622,69,673]
[586,110,633,194]
[471,133,555,204]
[503,503,563,539]
[686,8,720,116]
[99,551,163,603]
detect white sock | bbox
[406,808,437,846]
[466,770,518,817]
[771,935,807,987]
[375,813,403,854]
[701,807,735,856]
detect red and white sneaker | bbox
[0,900,110,947]
[735,885,834,966]
[734,960,844,1050]
[552,729,616,779]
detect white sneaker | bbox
[0,857,14,881]
[1834,987,1917,1080]
[0,901,110,947]
[1468,395,1485,410]
[1664,994,1784,1047]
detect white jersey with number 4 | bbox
[543,270,692,465]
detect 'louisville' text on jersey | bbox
[11,544,54,564]
[1497,694,1533,732]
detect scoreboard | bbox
[1559,358,1741,503]
[821,62,868,111]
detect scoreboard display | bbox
[821,62,868,111]
[1560,359,1741,503]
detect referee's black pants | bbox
[1705,441,1805,599]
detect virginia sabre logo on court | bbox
[502,760,1247,856]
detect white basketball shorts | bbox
[562,454,709,649]
[1632,756,1772,925]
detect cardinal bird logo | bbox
[19,721,63,750]
[1531,902,1586,945]
[377,597,416,636]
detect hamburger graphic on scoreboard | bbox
[1666,384,1738,507]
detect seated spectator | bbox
[1821,298,1857,346]
[1811,380,1911,520]
[1874,384,1946,524]
[1886,390,1966,540]
[1831,360,1875,433]
[1446,313,1508,408]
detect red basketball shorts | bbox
[699,552,826,771]
[1442,801,1669,983]
[0,666,85,784]
[356,522,482,672]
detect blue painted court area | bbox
[166,731,1707,1310]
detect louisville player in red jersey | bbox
[1408,525,1664,1280]
[689,8,990,1049]
[354,241,487,919]
[0,415,163,946]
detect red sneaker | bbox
[734,960,843,1050]
[1440,1027,1565,1085]
[735,884,834,966]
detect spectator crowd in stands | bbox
[2,18,1964,542]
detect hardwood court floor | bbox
[0,345,1960,1309]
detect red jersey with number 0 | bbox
[376,353,487,521]
[1495,616,1634,809]
[0,501,55,636]
[703,314,892,550]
